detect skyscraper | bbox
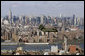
[9,9,13,25]
[36,16,41,25]
[8,9,13,40]
[43,16,47,25]
[47,16,51,24]
[19,16,22,24]
[73,14,76,26]
[41,16,44,24]
[77,17,80,26]
[74,18,77,26]
[29,16,32,24]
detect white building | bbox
[59,50,65,55]
[3,20,9,25]
[70,28,78,31]
[44,52,49,55]
[58,22,62,27]
[51,45,58,52]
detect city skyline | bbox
[1,1,84,55]
[1,1,84,17]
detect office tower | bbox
[36,16,41,25]
[69,17,73,26]
[9,9,13,40]
[29,16,32,24]
[41,16,44,24]
[15,16,19,26]
[25,16,29,25]
[47,16,52,24]
[9,9,12,25]
[77,17,80,26]
[12,16,15,25]
[73,14,75,25]
[73,14,76,26]
[31,17,36,26]
[33,17,36,26]
[50,16,55,25]
[19,16,24,26]
[22,16,25,25]
[19,16,22,24]
[68,17,72,26]
[23,16,29,25]
[74,18,77,26]
[43,16,47,25]
[19,15,24,25]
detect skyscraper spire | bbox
[9,8,12,20]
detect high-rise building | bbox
[41,15,44,24]
[23,16,26,25]
[25,16,29,25]
[31,17,36,26]
[73,14,76,26]
[19,16,22,24]
[47,16,52,24]
[36,16,41,25]
[29,16,32,24]
[74,18,77,26]
[9,9,13,25]
[43,16,47,25]
[77,17,80,26]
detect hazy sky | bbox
[1,1,84,17]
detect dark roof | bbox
[42,28,58,32]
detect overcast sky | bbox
[1,1,84,17]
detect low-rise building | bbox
[51,45,58,53]
[68,45,76,54]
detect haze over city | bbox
[1,1,84,55]
[1,1,84,17]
